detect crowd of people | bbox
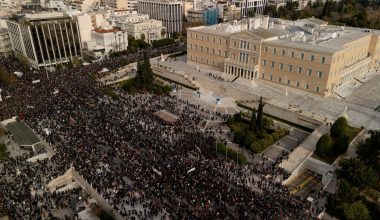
[0,45,309,219]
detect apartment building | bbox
[6,12,82,68]
[137,0,183,37]
[187,17,380,96]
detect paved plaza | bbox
[158,56,380,130]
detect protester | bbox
[0,45,308,219]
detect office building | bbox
[187,17,380,96]
[137,0,183,37]
[6,12,82,68]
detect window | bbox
[254,45,257,51]
[270,74,273,80]
[315,87,320,93]
[262,73,265,78]
[282,49,286,56]
[287,79,291,85]
[278,77,282,83]
[273,48,276,54]
[298,67,302,74]
[288,65,293,72]
[296,81,300,87]
[291,51,295,57]
[234,41,237,47]
[307,69,312,76]
[300,53,304,59]
[263,60,267,66]
[224,51,228,58]
[310,54,315,61]
[200,46,203,51]
[280,63,284,70]
[206,47,209,53]
[318,71,323,79]
[321,57,326,64]
[265,47,268,53]
[305,84,310,90]
[271,61,275,68]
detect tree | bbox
[135,52,154,90]
[336,179,360,204]
[250,109,257,133]
[331,117,348,138]
[356,130,380,172]
[255,96,265,134]
[316,134,333,157]
[334,134,350,155]
[140,33,146,41]
[343,201,371,220]
[337,158,379,189]
[161,28,166,38]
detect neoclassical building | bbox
[187,17,380,96]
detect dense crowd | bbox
[0,45,308,219]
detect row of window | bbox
[262,60,324,79]
[188,55,223,67]
[264,46,326,63]
[189,32,227,44]
[188,43,228,57]
[262,73,321,93]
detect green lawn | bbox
[0,143,9,161]
[346,126,362,142]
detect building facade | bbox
[102,0,128,9]
[72,0,100,12]
[89,27,128,54]
[0,28,12,58]
[120,19,164,43]
[187,17,380,96]
[231,0,267,16]
[6,12,82,68]
[137,0,183,37]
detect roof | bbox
[267,39,339,53]
[319,31,371,48]
[94,28,117,33]
[301,17,328,26]
[5,121,41,146]
[250,28,288,39]
[153,110,179,124]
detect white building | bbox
[231,0,267,16]
[123,19,164,43]
[107,11,165,43]
[87,27,128,56]
[138,0,183,37]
